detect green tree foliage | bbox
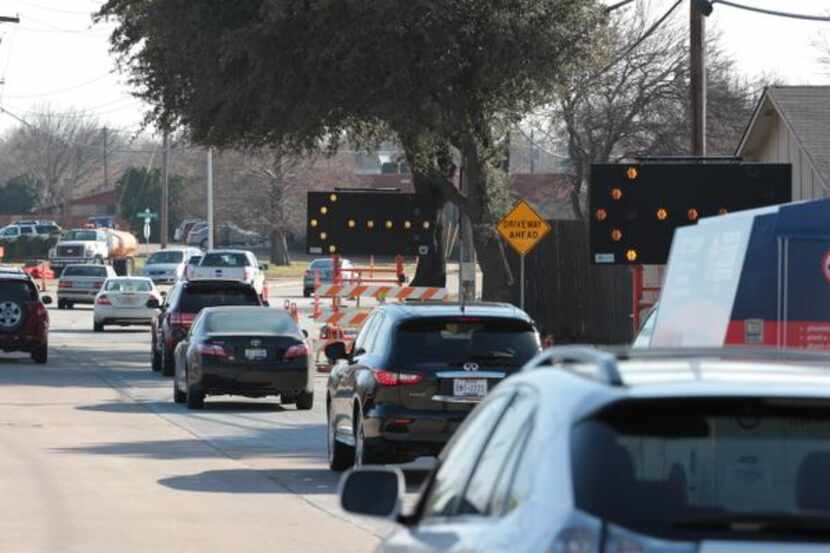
[115,167,183,242]
[0,176,40,214]
[99,0,605,296]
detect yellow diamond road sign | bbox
[496,200,551,256]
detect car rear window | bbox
[204,310,298,334]
[392,317,539,366]
[36,225,57,234]
[572,398,830,541]
[179,284,260,312]
[147,251,184,264]
[201,253,250,267]
[105,279,153,292]
[0,280,37,301]
[187,256,202,265]
[63,266,108,277]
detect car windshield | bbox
[36,225,56,234]
[572,398,830,541]
[391,317,539,365]
[309,259,332,269]
[147,251,184,265]
[204,310,298,334]
[62,230,98,241]
[187,256,202,265]
[105,279,152,292]
[63,266,108,277]
[179,285,260,312]
[200,253,250,267]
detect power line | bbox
[713,0,830,22]
[2,71,117,98]
[15,1,96,16]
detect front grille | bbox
[57,246,82,257]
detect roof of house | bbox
[737,86,830,188]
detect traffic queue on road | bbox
[7,197,830,551]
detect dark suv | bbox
[325,302,541,470]
[150,279,265,376]
[0,273,52,364]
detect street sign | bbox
[496,200,551,256]
[138,209,158,220]
[306,191,436,256]
[590,162,791,265]
[496,199,551,310]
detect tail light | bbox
[551,527,598,553]
[169,313,195,326]
[27,302,47,321]
[373,370,424,386]
[198,343,231,358]
[93,281,104,288]
[244,267,255,281]
[59,280,71,288]
[96,295,111,305]
[284,344,309,359]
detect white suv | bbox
[188,249,267,298]
[340,346,830,552]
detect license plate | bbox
[245,348,268,361]
[453,379,487,398]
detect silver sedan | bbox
[93,277,160,332]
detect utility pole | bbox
[529,129,535,174]
[0,16,20,24]
[690,0,710,156]
[160,131,169,248]
[102,127,109,190]
[206,147,214,250]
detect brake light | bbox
[373,370,424,386]
[59,280,71,288]
[169,313,195,326]
[198,343,230,358]
[244,267,254,281]
[284,344,309,359]
[96,295,111,305]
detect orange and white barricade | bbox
[315,284,447,302]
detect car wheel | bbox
[353,409,380,468]
[151,348,161,372]
[186,385,204,409]
[173,378,186,404]
[66,302,74,310]
[296,391,313,411]
[94,255,104,265]
[161,347,175,377]
[328,404,354,471]
[280,393,297,405]
[0,299,26,333]
[303,289,311,298]
[31,345,47,364]
[57,300,66,310]
[93,321,104,332]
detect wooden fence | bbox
[507,220,633,345]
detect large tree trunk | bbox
[270,228,290,265]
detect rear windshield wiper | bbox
[465,353,521,366]
[673,513,830,535]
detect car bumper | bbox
[363,403,474,455]
[57,290,98,304]
[146,275,177,285]
[50,257,96,269]
[0,332,46,353]
[196,365,311,395]
[94,305,156,324]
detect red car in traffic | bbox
[0,271,52,364]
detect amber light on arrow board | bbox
[657,208,668,221]
[626,249,638,262]
[626,167,639,180]
[611,188,623,200]
[595,209,607,222]
[688,208,699,221]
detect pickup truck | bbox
[189,249,267,299]
[49,228,138,276]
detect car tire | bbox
[303,289,311,298]
[0,299,27,333]
[280,393,297,405]
[296,391,314,411]
[161,347,175,377]
[66,302,74,310]
[94,255,104,265]
[353,408,381,468]
[173,379,186,404]
[328,404,354,471]
[93,321,104,332]
[57,300,66,310]
[186,385,204,409]
[151,348,161,372]
[31,346,48,364]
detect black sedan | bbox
[324,302,541,471]
[173,306,312,409]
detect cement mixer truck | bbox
[49,227,138,276]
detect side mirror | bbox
[146,298,161,309]
[324,341,348,363]
[340,468,404,519]
[41,295,53,305]
[262,300,270,307]
[260,264,269,272]
[302,329,309,339]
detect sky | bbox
[0,0,826,136]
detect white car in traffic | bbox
[93,277,161,332]
[189,250,267,298]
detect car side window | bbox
[364,314,388,353]
[419,392,514,521]
[352,313,380,355]
[368,315,394,356]
[457,389,536,517]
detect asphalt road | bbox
[0,279,428,553]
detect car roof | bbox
[183,278,255,288]
[201,305,283,314]
[0,272,33,282]
[106,276,153,281]
[203,249,252,255]
[507,348,830,421]
[376,301,532,322]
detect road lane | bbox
[0,297,390,553]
